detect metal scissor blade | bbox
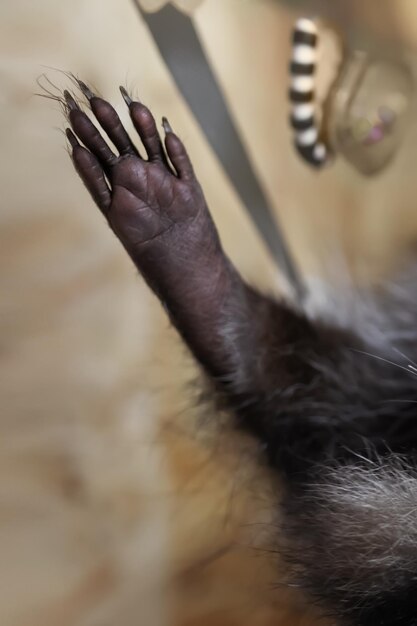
[133,1,304,297]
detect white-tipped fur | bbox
[288,461,417,598]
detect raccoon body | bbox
[63,80,417,625]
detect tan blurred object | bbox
[2,1,417,626]
[327,53,413,175]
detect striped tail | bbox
[289,18,328,168]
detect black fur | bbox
[219,278,417,625]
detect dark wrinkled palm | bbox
[65,82,232,374]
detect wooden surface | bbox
[2,1,417,624]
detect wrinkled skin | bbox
[65,83,243,377]
[64,81,355,394]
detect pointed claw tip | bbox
[63,90,79,111]
[77,79,96,101]
[162,116,173,134]
[119,86,133,106]
[65,127,78,149]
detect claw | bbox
[162,116,173,134]
[77,79,96,102]
[119,86,133,107]
[64,90,80,111]
[65,128,79,149]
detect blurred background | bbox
[2,1,417,625]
